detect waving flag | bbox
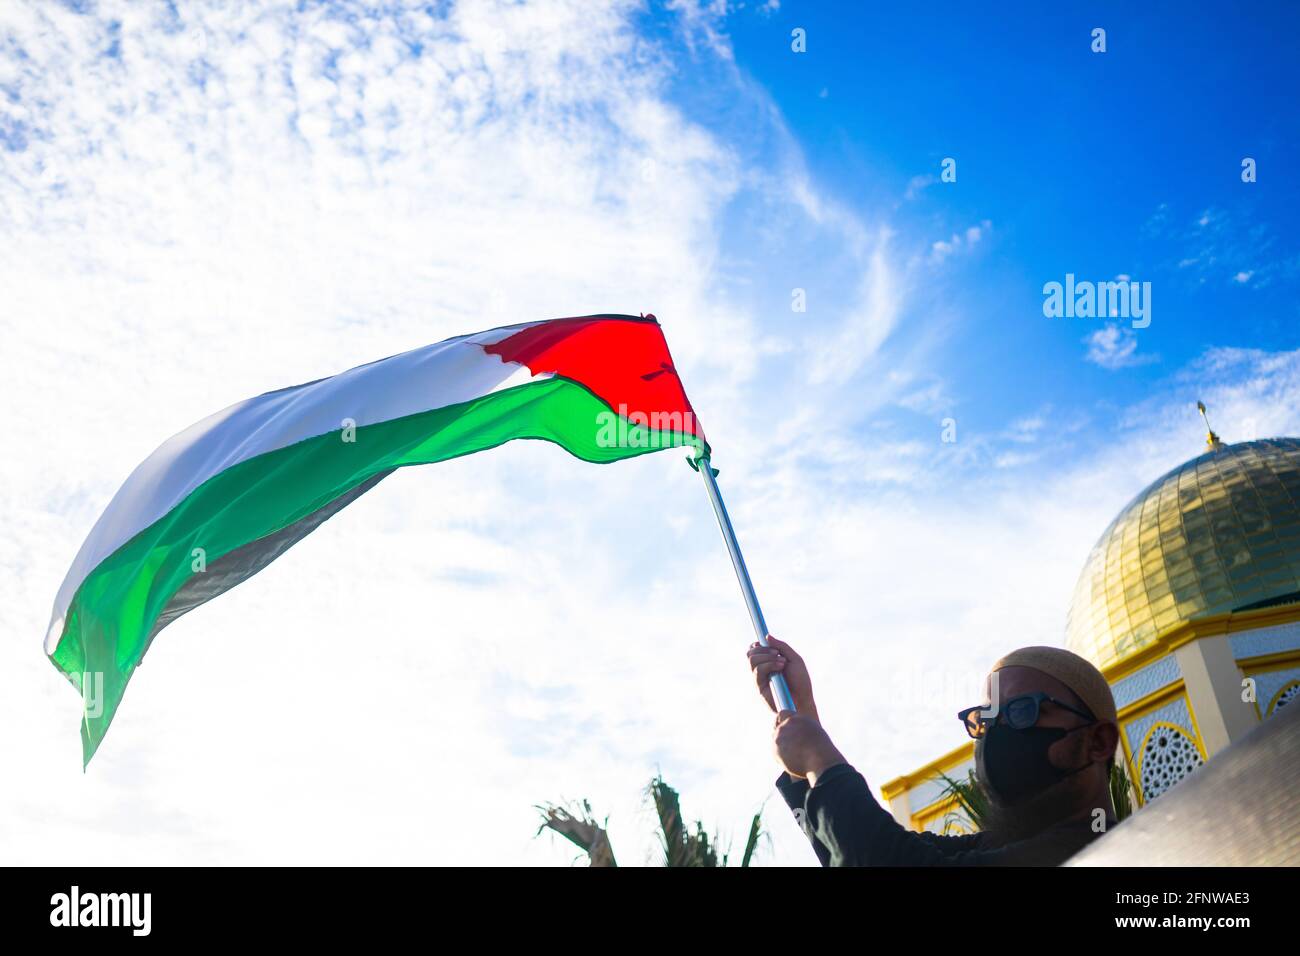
[47,314,706,764]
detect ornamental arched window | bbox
[1139,723,1204,801]
[1269,680,1300,716]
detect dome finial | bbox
[1197,400,1223,451]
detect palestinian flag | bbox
[46,314,706,764]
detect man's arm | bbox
[776,764,988,866]
[802,763,981,865]
[774,771,833,866]
[751,642,1000,865]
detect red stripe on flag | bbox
[482,315,706,442]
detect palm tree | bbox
[936,769,991,833]
[537,774,765,867]
[1108,756,1135,820]
[535,798,618,867]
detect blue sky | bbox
[707,2,1300,456]
[2,0,1298,866]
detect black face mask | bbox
[976,722,1093,806]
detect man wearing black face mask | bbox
[749,640,1121,866]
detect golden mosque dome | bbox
[1066,434,1300,672]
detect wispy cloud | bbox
[0,0,778,866]
[1005,410,1049,444]
[1084,324,1158,370]
[0,0,942,868]
[929,219,991,262]
[1145,202,1292,289]
[904,173,936,200]
[808,230,902,384]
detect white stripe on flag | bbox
[48,324,549,647]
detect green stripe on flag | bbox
[50,376,700,764]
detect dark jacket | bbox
[777,763,1110,866]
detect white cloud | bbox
[929,219,991,262]
[1006,411,1048,444]
[993,449,1038,469]
[1084,324,1158,370]
[904,173,936,200]
[664,0,734,62]
[808,230,901,384]
[1,0,937,869]
[895,378,952,416]
[0,0,777,867]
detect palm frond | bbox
[740,807,765,868]
[647,774,689,865]
[646,775,729,867]
[539,775,763,867]
[935,769,988,832]
[535,798,617,867]
[1109,758,1134,822]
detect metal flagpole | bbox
[692,455,797,713]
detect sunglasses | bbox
[958,692,1095,739]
